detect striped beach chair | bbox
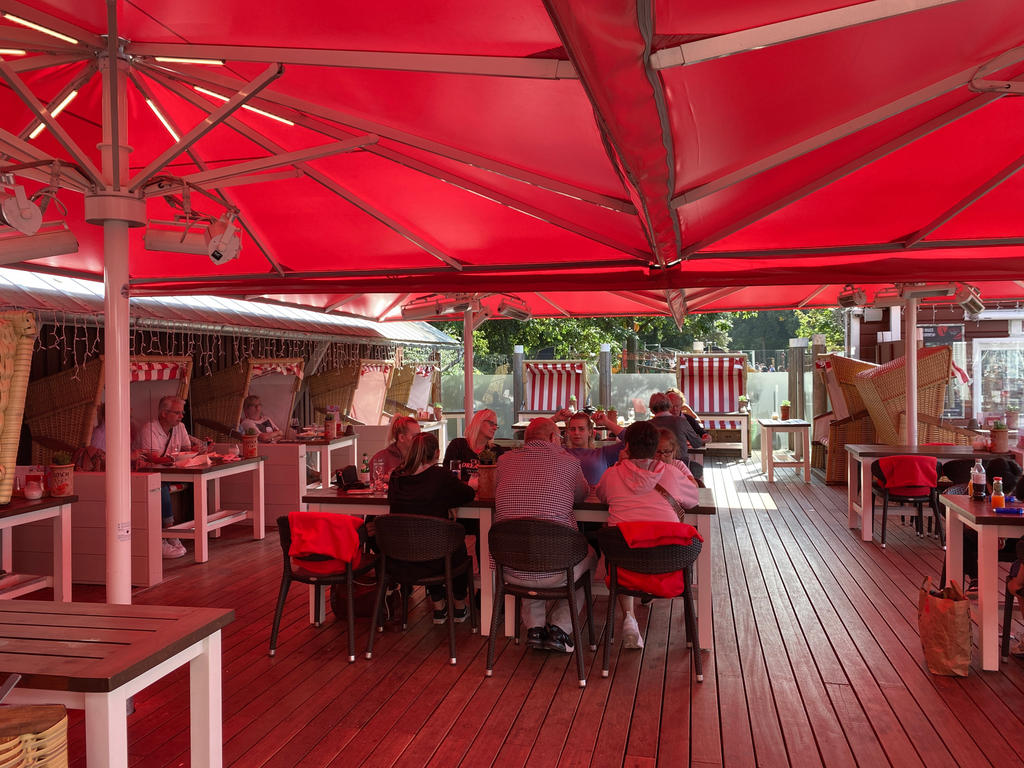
[191,357,303,439]
[677,354,749,459]
[523,360,589,414]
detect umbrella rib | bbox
[0,57,102,186]
[533,292,571,317]
[135,60,634,214]
[5,53,89,73]
[375,293,411,322]
[127,42,576,80]
[129,71,285,275]
[0,1,104,49]
[610,290,667,312]
[145,68,466,271]
[797,285,828,308]
[128,62,284,193]
[104,0,121,189]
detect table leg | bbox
[190,632,223,768]
[767,427,775,483]
[977,526,1000,671]
[193,480,210,563]
[478,507,493,636]
[83,690,128,768]
[696,514,712,649]
[53,502,71,601]
[760,428,768,475]
[860,458,873,541]
[847,454,859,529]
[803,427,811,483]
[321,445,332,490]
[252,461,266,539]
[1,527,10,573]
[944,504,963,590]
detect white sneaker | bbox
[162,538,186,559]
[622,612,644,649]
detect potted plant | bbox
[49,451,74,497]
[1006,405,1019,429]
[990,420,1010,453]
[242,427,260,458]
[738,395,750,413]
[476,448,498,499]
[433,401,444,421]
[779,400,792,420]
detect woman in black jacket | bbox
[388,432,475,623]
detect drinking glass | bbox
[372,458,385,492]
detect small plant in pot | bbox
[433,401,444,421]
[1006,405,1019,429]
[242,427,260,458]
[779,400,792,420]
[738,395,749,413]
[49,451,75,497]
[991,419,1010,452]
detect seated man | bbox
[649,392,704,482]
[239,395,283,442]
[666,388,711,446]
[370,415,420,479]
[138,395,206,559]
[564,411,625,485]
[597,421,699,648]
[495,417,594,653]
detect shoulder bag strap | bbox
[654,482,687,522]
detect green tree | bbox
[795,308,844,349]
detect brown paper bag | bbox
[918,577,972,676]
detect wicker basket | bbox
[190,357,303,439]
[23,356,192,465]
[0,311,37,504]
[853,346,952,445]
[0,705,67,767]
[308,360,361,420]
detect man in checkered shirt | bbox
[495,417,595,653]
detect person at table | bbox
[370,416,421,479]
[655,428,699,488]
[138,396,206,559]
[597,421,699,649]
[442,408,506,473]
[239,395,283,442]
[667,388,711,445]
[1008,538,1024,658]
[563,411,625,485]
[388,431,475,623]
[649,392,704,482]
[494,417,593,653]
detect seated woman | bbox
[370,415,420,479]
[442,408,506,473]
[654,428,699,489]
[239,395,283,442]
[597,421,699,650]
[564,411,625,485]
[388,431,476,624]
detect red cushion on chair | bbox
[289,511,362,574]
[606,521,702,598]
[878,456,937,490]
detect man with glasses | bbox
[139,395,206,559]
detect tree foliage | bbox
[794,308,845,349]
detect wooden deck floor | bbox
[57,455,1024,767]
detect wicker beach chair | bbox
[815,354,879,483]
[385,362,440,417]
[308,359,361,421]
[0,310,37,504]
[190,357,303,439]
[854,346,953,446]
[676,353,749,458]
[344,360,395,426]
[23,355,191,466]
[523,359,589,412]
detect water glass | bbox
[372,458,386,492]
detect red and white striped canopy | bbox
[525,361,587,412]
[129,361,188,382]
[678,355,747,415]
[252,361,303,380]
[360,363,393,377]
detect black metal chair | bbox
[870,457,942,547]
[597,525,704,681]
[1001,538,1024,660]
[269,514,375,662]
[365,514,478,665]
[485,519,595,688]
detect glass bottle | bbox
[970,459,987,500]
[991,476,1005,508]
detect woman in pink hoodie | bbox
[596,421,699,648]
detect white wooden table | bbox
[940,493,1024,670]
[758,418,810,483]
[154,457,265,562]
[0,495,72,600]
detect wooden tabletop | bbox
[303,486,717,516]
[142,455,265,474]
[0,601,234,693]
[0,495,77,517]
[845,444,1012,459]
[939,494,1024,526]
[757,418,810,427]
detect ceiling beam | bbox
[138,61,635,214]
[128,63,284,193]
[651,0,961,70]
[128,41,577,80]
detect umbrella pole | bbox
[463,310,474,424]
[905,297,918,446]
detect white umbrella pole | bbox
[905,297,918,446]
[463,310,474,424]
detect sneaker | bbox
[622,613,644,649]
[543,624,575,654]
[526,626,547,650]
[162,538,185,559]
[432,600,447,625]
[453,604,469,623]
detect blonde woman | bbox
[442,408,505,472]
